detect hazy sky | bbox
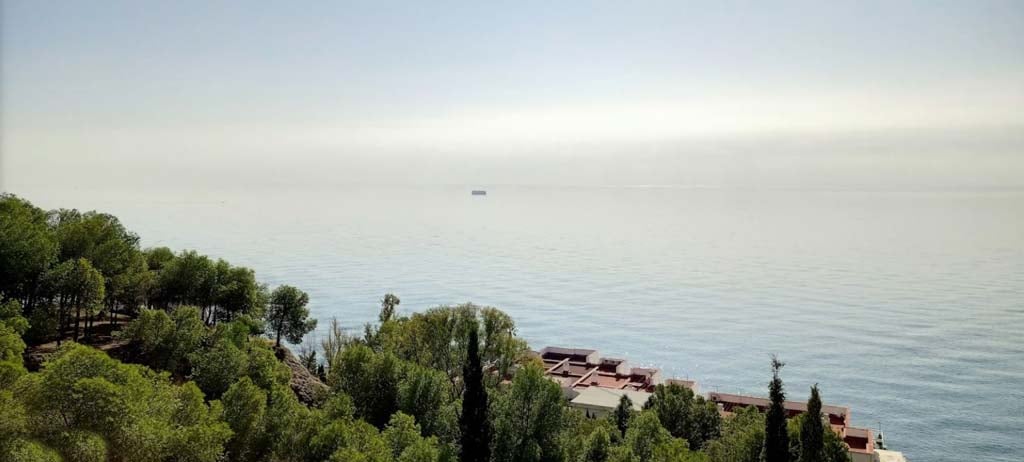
[2,0,1022,190]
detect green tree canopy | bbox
[0,323,27,388]
[0,298,29,336]
[625,411,671,461]
[491,362,565,462]
[705,406,765,462]
[0,298,29,387]
[216,265,267,322]
[644,382,721,449]
[51,209,142,310]
[121,306,206,373]
[0,194,57,308]
[329,344,404,428]
[189,335,247,399]
[46,258,105,343]
[11,344,230,462]
[267,285,316,347]
[222,377,268,461]
[375,304,527,398]
[585,426,612,462]
[144,246,176,272]
[398,363,454,439]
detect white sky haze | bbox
[2,1,1022,190]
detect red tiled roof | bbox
[708,392,850,423]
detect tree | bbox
[380,293,401,323]
[222,377,268,461]
[479,306,528,379]
[2,439,62,462]
[188,336,247,399]
[362,351,402,427]
[267,285,316,347]
[47,258,105,343]
[799,385,825,462]
[384,304,525,397]
[645,382,721,449]
[786,411,851,462]
[399,438,441,462]
[14,344,230,462]
[383,412,422,459]
[625,411,671,461]
[244,341,292,390]
[108,251,151,324]
[121,307,206,373]
[75,263,106,341]
[0,303,28,390]
[608,446,640,462]
[705,406,765,462]
[144,246,176,273]
[613,394,635,438]
[762,356,790,462]
[365,293,402,351]
[321,317,352,372]
[0,324,27,388]
[398,363,452,437]
[51,209,142,314]
[154,250,214,310]
[214,265,267,323]
[299,345,319,375]
[459,324,490,462]
[822,430,851,462]
[0,298,29,336]
[651,437,707,462]
[585,426,612,462]
[389,305,476,394]
[491,362,565,462]
[328,344,403,428]
[0,194,57,310]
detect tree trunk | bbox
[74,305,81,341]
[276,329,282,347]
[56,304,63,347]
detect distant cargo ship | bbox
[471,190,487,196]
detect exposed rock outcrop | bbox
[273,344,329,406]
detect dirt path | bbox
[24,313,134,370]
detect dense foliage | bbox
[799,385,825,462]
[0,194,854,462]
[644,382,722,449]
[459,324,490,462]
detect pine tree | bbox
[762,355,790,462]
[460,324,491,462]
[799,385,825,462]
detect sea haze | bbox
[18,186,1024,462]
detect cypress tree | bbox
[460,324,491,462]
[799,384,825,462]
[613,394,634,437]
[762,355,790,462]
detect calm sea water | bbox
[19,186,1024,461]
